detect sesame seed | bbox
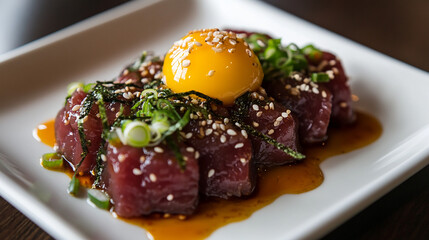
[227,129,237,136]
[240,158,247,164]
[167,194,174,201]
[71,105,81,111]
[252,104,259,111]
[178,215,187,220]
[340,102,348,108]
[312,88,320,94]
[207,70,215,76]
[229,39,237,45]
[253,121,259,127]
[220,135,226,143]
[118,154,126,162]
[326,70,335,79]
[182,59,191,67]
[205,128,213,136]
[208,169,215,178]
[185,132,193,139]
[163,213,171,218]
[322,90,327,98]
[332,67,339,74]
[276,116,283,122]
[235,143,244,149]
[212,123,217,130]
[235,122,241,127]
[82,115,89,123]
[256,111,262,117]
[149,173,157,182]
[224,118,230,124]
[219,124,226,131]
[246,49,252,57]
[186,147,195,152]
[140,156,146,163]
[241,130,248,139]
[133,168,142,175]
[207,119,213,125]
[268,129,274,135]
[154,147,164,153]
[329,60,336,66]
[274,121,280,127]
[281,112,288,118]
[100,154,107,162]
[237,33,247,39]
[195,41,202,46]
[195,151,200,159]
[256,39,266,47]
[269,102,275,110]
[228,48,235,53]
[212,47,223,53]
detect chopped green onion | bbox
[83,83,95,93]
[87,189,111,209]
[311,73,330,83]
[141,89,158,99]
[123,120,151,147]
[302,44,322,61]
[68,176,80,196]
[41,152,63,169]
[67,82,84,96]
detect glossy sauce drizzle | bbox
[35,111,382,240]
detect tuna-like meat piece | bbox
[104,143,199,217]
[244,94,301,166]
[263,74,333,144]
[307,51,355,125]
[55,90,129,173]
[182,117,255,199]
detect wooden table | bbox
[1,0,428,239]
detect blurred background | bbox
[0,0,428,239]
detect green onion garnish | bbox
[41,152,63,169]
[67,82,84,96]
[302,44,322,61]
[68,176,80,196]
[87,189,111,209]
[311,73,330,83]
[122,120,151,147]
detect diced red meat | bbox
[55,90,129,173]
[244,96,301,166]
[182,118,255,199]
[104,143,199,217]
[307,51,355,125]
[263,74,333,144]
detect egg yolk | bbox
[163,29,263,105]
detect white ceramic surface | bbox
[1,0,428,239]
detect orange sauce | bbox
[34,119,56,148]
[34,111,382,240]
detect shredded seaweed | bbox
[230,92,305,160]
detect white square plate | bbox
[1,0,428,239]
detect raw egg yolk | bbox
[163,29,263,105]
